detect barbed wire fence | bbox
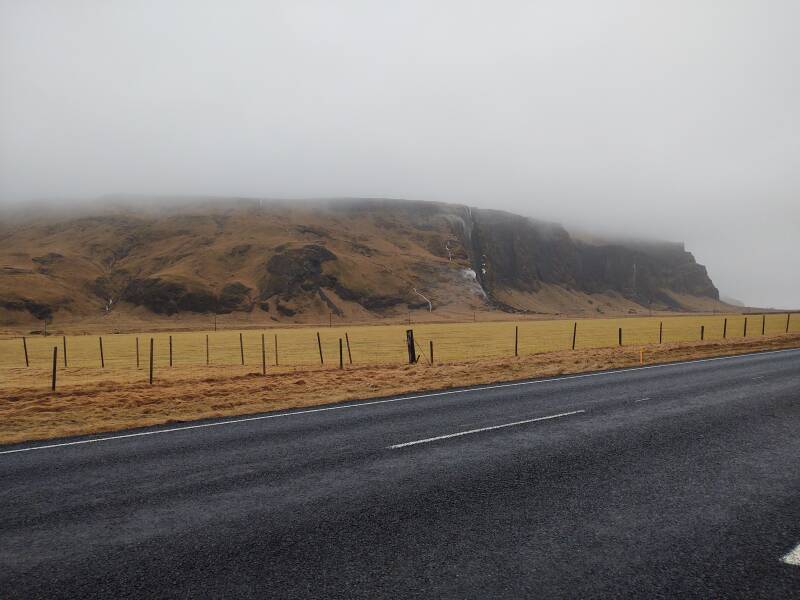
[1,313,797,390]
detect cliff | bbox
[0,197,723,326]
[463,207,718,310]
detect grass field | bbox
[0,313,796,389]
[2,332,799,445]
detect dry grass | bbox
[1,332,799,446]
[1,313,795,376]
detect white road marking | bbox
[388,410,585,449]
[782,543,800,566]
[634,397,651,403]
[1,346,798,456]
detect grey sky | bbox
[1,1,798,307]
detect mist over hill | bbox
[0,198,728,326]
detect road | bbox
[2,348,800,598]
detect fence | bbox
[1,313,797,389]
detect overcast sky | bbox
[1,1,798,307]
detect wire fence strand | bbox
[1,313,797,381]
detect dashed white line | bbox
[782,543,800,566]
[634,397,651,403]
[388,410,585,449]
[1,346,798,456]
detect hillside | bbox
[0,197,729,328]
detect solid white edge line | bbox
[783,543,800,566]
[388,410,585,449]
[2,346,799,456]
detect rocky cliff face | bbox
[0,198,721,323]
[460,207,718,310]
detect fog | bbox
[1,1,798,308]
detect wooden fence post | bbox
[514,326,519,357]
[787,313,791,333]
[239,333,245,365]
[99,336,104,368]
[345,332,353,364]
[136,337,140,369]
[571,322,577,350]
[22,336,29,367]
[430,340,434,365]
[149,338,154,384]
[317,332,324,364]
[206,334,209,365]
[62,335,67,367]
[51,346,58,391]
[700,325,704,341]
[274,334,278,366]
[169,335,173,367]
[659,321,663,344]
[406,329,417,364]
[262,333,266,375]
[761,314,766,335]
[723,318,727,339]
[618,328,622,346]
[339,338,343,369]
[744,317,748,337]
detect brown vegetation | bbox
[0,198,731,331]
[2,333,798,446]
[5,312,791,371]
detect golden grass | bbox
[1,332,798,445]
[0,313,795,378]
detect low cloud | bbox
[1,1,797,307]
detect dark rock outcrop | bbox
[464,209,578,293]
[575,242,718,304]
[91,270,132,302]
[1,299,56,321]
[256,243,410,313]
[259,244,337,300]
[119,278,254,315]
[318,289,343,316]
[122,278,217,315]
[275,301,296,317]
[217,282,253,313]
[455,207,718,308]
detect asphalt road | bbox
[2,348,800,599]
